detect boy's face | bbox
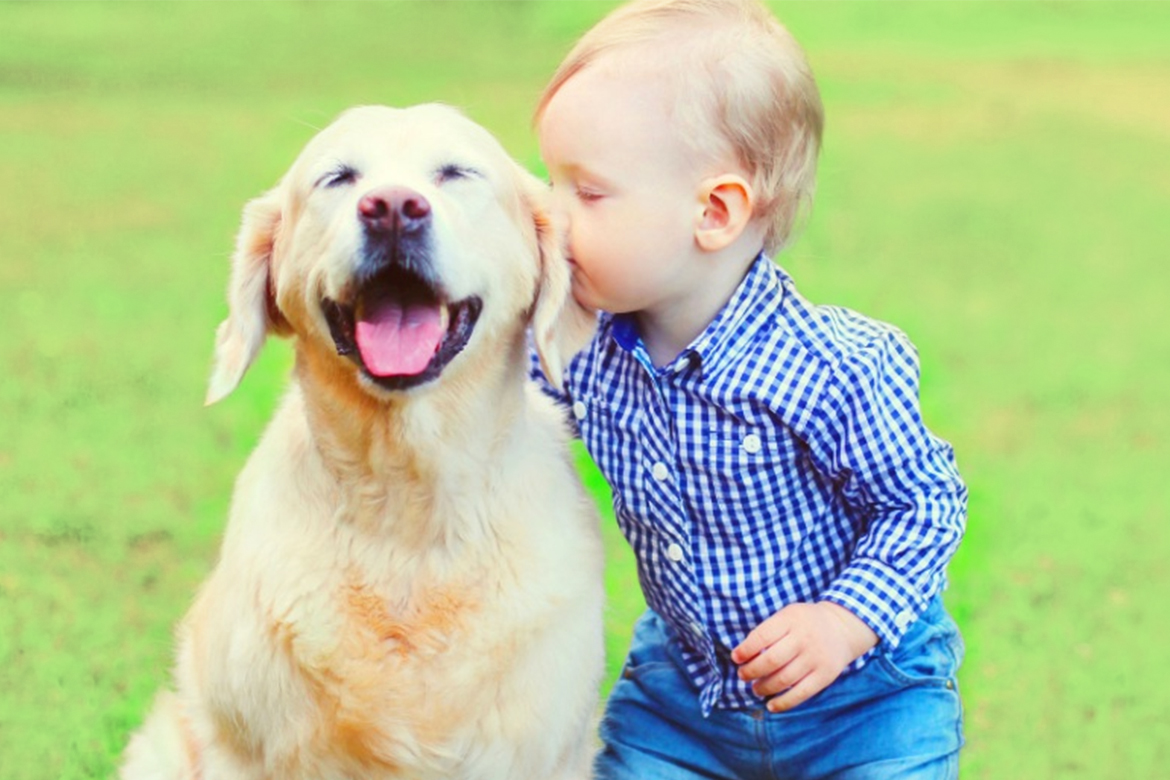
[538,62,706,316]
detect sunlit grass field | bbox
[1,2,1167,778]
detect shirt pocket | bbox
[691,425,810,547]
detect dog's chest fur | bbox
[184,390,595,777]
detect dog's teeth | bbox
[439,306,450,332]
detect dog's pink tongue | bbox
[355,298,443,377]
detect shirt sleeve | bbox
[803,329,967,649]
[526,329,579,437]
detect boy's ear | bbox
[518,167,597,390]
[205,185,291,406]
[696,175,755,252]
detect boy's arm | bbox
[735,328,965,712]
[810,328,967,648]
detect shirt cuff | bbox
[820,557,928,649]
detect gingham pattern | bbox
[532,254,966,715]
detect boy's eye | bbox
[576,188,603,203]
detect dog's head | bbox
[206,104,594,405]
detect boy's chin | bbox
[570,288,595,309]
[569,278,632,316]
[568,282,600,311]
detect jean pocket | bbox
[621,655,677,685]
[876,612,963,688]
[617,613,694,701]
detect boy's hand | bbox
[731,601,879,713]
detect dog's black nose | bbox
[358,187,431,235]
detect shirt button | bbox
[651,462,670,482]
[895,609,916,631]
[742,434,762,454]
[572,401,587,420]
[666,543,685,562]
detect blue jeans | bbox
[595,596,964,780]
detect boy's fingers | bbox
[731,613,790,664]
[748,654,810,698]
[737,635,799,682]
[765,670,828,713]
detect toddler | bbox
[533,1,967,777]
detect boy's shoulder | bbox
[776,282,918,376]
[731,275,926,444]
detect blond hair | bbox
[536,0,824,254]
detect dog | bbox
[120,104,603,780]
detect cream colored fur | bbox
[120,105,603,780]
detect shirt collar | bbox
[610,311,641,353]
[610,252,788,377]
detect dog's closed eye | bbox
[435,164,481,186]
[317,165,360,189]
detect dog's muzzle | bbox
[321,186,483,392]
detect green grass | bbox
[1,2,1167,778]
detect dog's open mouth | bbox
[322,266,482,391]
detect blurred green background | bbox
[1,2,1167,778]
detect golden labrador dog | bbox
[120,105,603,780]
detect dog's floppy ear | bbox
[522,170,596,391]
[205,186,290,406]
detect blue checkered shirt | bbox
[531,254,966,714]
